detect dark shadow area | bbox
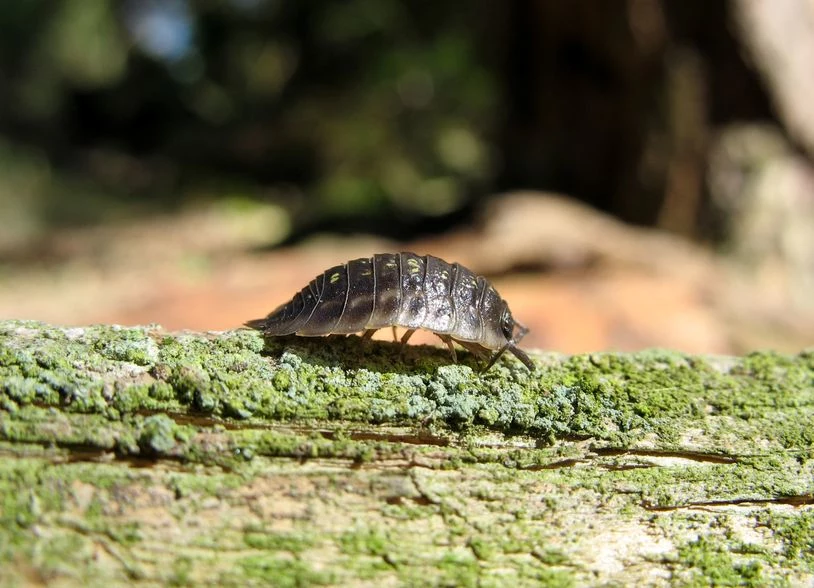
[258,333,486,375]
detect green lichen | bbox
[168,557,193,586]
[339,529,391,557]
[243,529,315,553]
[3,321,813,454]
[1,321,813,586]
[676,535,764,587]
[138,413,189,456]
[433,550,481,586]
[756,509,814,567]
[602,456,813,508]
[92,326,159,366]
[236,555,336,586]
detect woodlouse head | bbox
[500,305,527,343]
[483,303,535,372]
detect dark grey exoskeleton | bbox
[245,252,534,371]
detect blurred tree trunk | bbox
[493,0,773,237]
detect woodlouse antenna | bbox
[508,345,535,371]
[482,320,534,372]
[482,343,535,372]
[482,345,509,372]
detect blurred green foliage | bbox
[0,0,497,246]
[0,1,781,252]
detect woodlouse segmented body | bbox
[246,252,534,371]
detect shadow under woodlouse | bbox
[257,333,485,375]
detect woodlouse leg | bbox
[391,326,399,342]
[483,345,509,372]
[361,329,378,340]
[455,340,490,361]
[398,329,416,359]
[400,329,416,347]
[436,334,458,363]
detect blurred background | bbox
[1,0,813,354]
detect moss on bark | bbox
[0,320,812,586]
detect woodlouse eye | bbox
[501,307,514,340]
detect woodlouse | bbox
[245,252,534,371]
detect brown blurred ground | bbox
[2,192,810,355]
[3,2,814,358]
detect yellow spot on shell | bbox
[330,272,341,284]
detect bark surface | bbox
[0,320,812,586]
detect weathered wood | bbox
[0,320,812,586]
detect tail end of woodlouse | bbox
[244,318,269,331]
